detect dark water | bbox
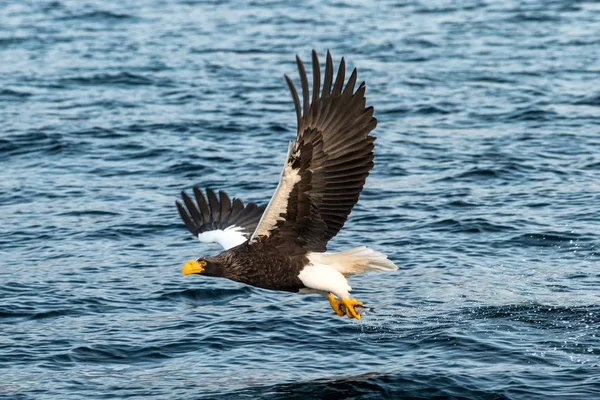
[1,0,599,398]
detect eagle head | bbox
[182,258,222,277]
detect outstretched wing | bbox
[176,188,265,250]
[250,50,377,252]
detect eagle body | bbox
[176,51,398,320]
[209,240,307,293]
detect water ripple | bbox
[1,0,599,398]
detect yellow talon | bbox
[327,294,363,320]
[341,298,363,320]
[328,293,345,316]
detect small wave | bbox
[56,10,135,22]
[83,222,176,240]
[156,287,253,304]
[78,127,127,139]
[31,309,80,320]
[402,38,440,48]
[505,13,561,23]
[379,106,410,116]
[160,161,214,177]
[57,210,121,217]
[266,122,290,133]
[161,91,201,104]
[506,232,592,248]
[422,218,516,234]
[437,161,535,182]
[0,131,83,158]
[0,36,39,47]
[69,344,171,364]
[469,75,516,84]
[572,93,600,106]
[0,89,32,101]
[52,99,138,111]
[584,161,600,170]
[443,200,479,208]
[472,107,559,123]
[0,307,80,321]
[0,310,34,320]
[59,72,168,87]
[412,104,454,115]
[453,168,499,180]
[103,148,171,161]
[414,5,480,14]
[500,107,559,122]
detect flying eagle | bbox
[176,50,397,320]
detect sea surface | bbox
[1,0,599,398]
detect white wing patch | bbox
[250,142,301,241]
[197,225,247,250]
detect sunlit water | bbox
[1,0,599,398]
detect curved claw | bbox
[342,298,363,320]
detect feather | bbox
[177,188,266,250]
[250,51,377,251]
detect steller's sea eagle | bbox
[176,50,397,320]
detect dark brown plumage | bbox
[204,242,307,293]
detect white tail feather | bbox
[307,246,398,276]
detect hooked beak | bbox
[182,260,204,276]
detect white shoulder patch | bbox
[250,142,301,241]
[197,225,247,250]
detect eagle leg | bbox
[328,293,345,316]
[342,298,363,320]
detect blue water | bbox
[1,0,599,398]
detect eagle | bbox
[176,50,397,320]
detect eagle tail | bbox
[308,246,398,276]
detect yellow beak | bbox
[182,260,204,276]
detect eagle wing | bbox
[250,50,376,252]
[176,188,265,250]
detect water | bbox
[1,0,599,398]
